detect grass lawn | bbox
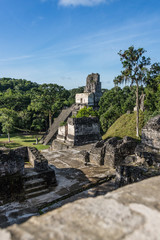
[103,111,144,140]
[0,134,49,151]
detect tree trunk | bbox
[136,83,139,137]
[8,132,10,143]
[49,111,52,129]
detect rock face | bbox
[2,176,160,240]
[141,115,160,151]
[90,136,138,167]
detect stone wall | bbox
[66,117,101,146]
[0,149,24,177]
[84,73,101,93]
[27,147,49,171]
[75,73,102,107]
[0,147,56,203]
[57,125,67,142]
[141,115,160,151]
[89,137,138,167]
[0,149,25,202]
[75,92,94,106]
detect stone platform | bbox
[2,176,160,240]
[0,146,116,228]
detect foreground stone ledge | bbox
[2,176,160,240]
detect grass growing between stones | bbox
[0,134,49,150]
[103,111,144,140]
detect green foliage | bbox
[100,106,121,133]
[0,78,38,92]
[114,46,150,137]
[0,108,17,134]
[144,62,160,113]
[103,111,144,140]
[76,106,98,118]
[66,86,84,106]
[28,83,70,128]
[60,121,67,126]
[98,86,137,132]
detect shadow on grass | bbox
[23,140,36,143]
[0,142,22,149]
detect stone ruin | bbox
[50,73,102,150]
[141,114,160,151]
[52,117,101,150]
[75,73,102,108]
[40,73,102,146]
[0,147,56,204]
[89,136,138,167]
[78,115,160,187]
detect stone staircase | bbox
[40,104,77,145]
[23,170,49,199]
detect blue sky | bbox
[0,0,160,89]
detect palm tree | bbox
[114,46,150,137]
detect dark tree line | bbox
[0,78,83,137]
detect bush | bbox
[76,106,98,118]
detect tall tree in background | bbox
[29,84,70,129]
[114,46,150,137]
[0,108,17,142]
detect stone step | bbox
[23,170,46,182]
[24,184,46,194]
[25,189,49,199]
[24,178,45,189]
[42,106,74,145]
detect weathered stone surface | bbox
[28,147,48,171]
[76,73,102,107]
[0,147,56,204]
[51,139,70,151]
[0,149,25,177]
[67,117,101,146]
[2,176,160,240]
[90,136,138,167]
[141,115,160,151]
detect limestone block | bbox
[3,176,160,240]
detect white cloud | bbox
[59,0,106,7]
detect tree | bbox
[29,84,70,129]
[0,108,17,142]
[76,106,97,118]
[144,63,160,113]
[114,46,150,137]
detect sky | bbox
[0,0,160,89]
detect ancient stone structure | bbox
[50,73,103,148]
[141,115,160,151]
[41,73,102,146]
[66,117,101,146]
[2,176,160,240]
[0,147,56,203]
[76,73,102,108]
[40,105,75,145]
[0,149,25,177]
[89,136,138,167]
[51,117,101,149]
[57,125,68,142]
